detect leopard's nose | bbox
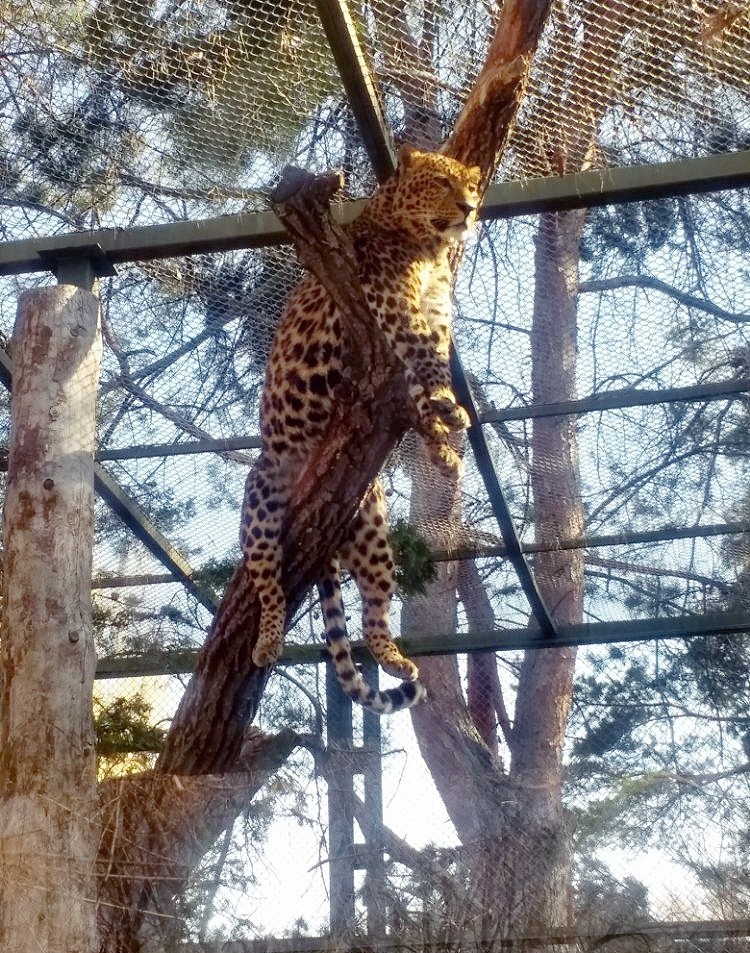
[457,202,474,217]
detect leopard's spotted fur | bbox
[241,145,481,714]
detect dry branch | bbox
[443,0,553,176]
[98,728,303,949]
[157,171,411,777]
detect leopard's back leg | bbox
[241,455,291,668]
[339,480,419,682]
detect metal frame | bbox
[450,343,557,638]
[96,607,750,679]
[3,151,750,277]
[0,311,219,615]
[2,5,748,947]
[1,4,748,655]
[155,917,750,952]
[314,0,396,182]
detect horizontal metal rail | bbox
[482,147,750,218]
[2,152,749,276]
[89,517,750,593]
[0,374,742,472]
[172,918,750,952]
[314,0,396,182]
[485,376,750,421]
[95,609,750,678]
[96,435,262,461]
[438,518,750,562]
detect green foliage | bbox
[581,199,678,264]
[10,86,137,216]
[92,595,134,636]
[575,859,651,934]
[682,636,750,710]
[389,520,437,596]
[77,0,339,169]
[94,692,165,756]
[198,557,237,600]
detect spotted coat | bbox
[241,145,481,714]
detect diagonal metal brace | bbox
[450,340,557,639]
[314,0,396,182]
[0,342,218,614]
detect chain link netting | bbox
[1,0,750,947]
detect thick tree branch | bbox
[442,0,553,178]
[269,166,396,395]
[156,170,411,777]
[109,4,557,942]
[98,728,304,949]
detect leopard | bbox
[240,144,481,714]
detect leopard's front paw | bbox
[427,388,470,432]
[435,400,470,432]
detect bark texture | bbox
[0,286,101,953]
[97,729,302,952]
[505,208,587,939]
[157,169,406,778]
[397,0,587,943]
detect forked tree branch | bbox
[156,172,412,777]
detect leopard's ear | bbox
[397,143,421,169]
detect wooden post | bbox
[0,284,102,953]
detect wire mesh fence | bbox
[1,0,750,949]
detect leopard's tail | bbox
[319,568,426,715]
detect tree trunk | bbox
[0,285,101,953]
[405,442,506,848]
[97,729,301,952]
[402,210,586,945]
[506,208,587,940]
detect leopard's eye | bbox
[434,175,453,189]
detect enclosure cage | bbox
[1,0,750,949]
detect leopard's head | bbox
[388,145,481,241]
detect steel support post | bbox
[325,666,356,937]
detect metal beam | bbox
[95,609,750,678]
[450,342,557,638]
[94,464,218,613]
[484,376,750,422]
[0,207,295,275]
[3,368,744,472]
[96,435,262,461]
[164,919,750,952]
[3,152,748,277]
[325,663,356,937]
[400,609,750,655]
[435,518,750,562]
[88,518,750,593]
[314,0,396,182]
[480,148,750,219]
